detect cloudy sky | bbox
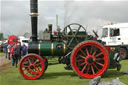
[0,0,128,38]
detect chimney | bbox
[30,0,38,41]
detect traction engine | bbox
[19,0,122,80]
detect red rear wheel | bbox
[71,41,109,79]
[43,57,48,71]
[19,54,45,80]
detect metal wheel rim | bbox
[19,54,45,80]
[71,41,109,79]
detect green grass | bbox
[0,52,5,56]
[0,58,128,85]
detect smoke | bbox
[64,1,128,36]
[1,0,128,38]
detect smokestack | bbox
[56,15,61,32]
[30,0,38,41]
[56,15,58,30]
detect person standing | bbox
[22,43,27,56]
[10,44,18,67]
[7,44,11,60]
[16,42,22,60]
[10,44,15,66]
[3,42,8,59]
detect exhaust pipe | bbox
[30,0,38,41]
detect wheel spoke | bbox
[91,65,95,74]
[81,64,87,73]
[32,57,34,64]
[75,25,81,35]
[23,64,29,68]
[22,68,28,71]
[78,62,86,66]
[92,49,97,56]
[37,67,41,72]
[34,67,40,73]
[90,46,93,55]
[80,49,87,56]
[87,65,90,74]
[35,67,38,72]
[68,25,74,35]
[76,59,84,62]
[28,69,32,74]
[68,37,74,47]
[79,55,86,59]
[96,58,104,60]
[35,63,42,67]
[74,25,81,39]
[26,70,30,74]
[95,52,103,57]
[27,58,32,64]
[74,26,81,44]
[33,59,39,65]
[96,62,104,67]
[86,48,89,56]
[93,64,100,71]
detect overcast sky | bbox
[0,0,128,38]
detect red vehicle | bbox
[8,35,18,45]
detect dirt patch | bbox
[0,56,11,72]
[0,62,11,72]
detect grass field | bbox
[0,58,128,85]
[0,52,5,57]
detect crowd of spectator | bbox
[3,42,27,67]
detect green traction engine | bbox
[19,0,122,80]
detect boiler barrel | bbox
[28,41,68,56]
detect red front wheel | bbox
[71,41,109,79]
[19,54,45,80]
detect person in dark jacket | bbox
[22,43,27,56]
[12,43,23,67]
[16,42,22,60]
